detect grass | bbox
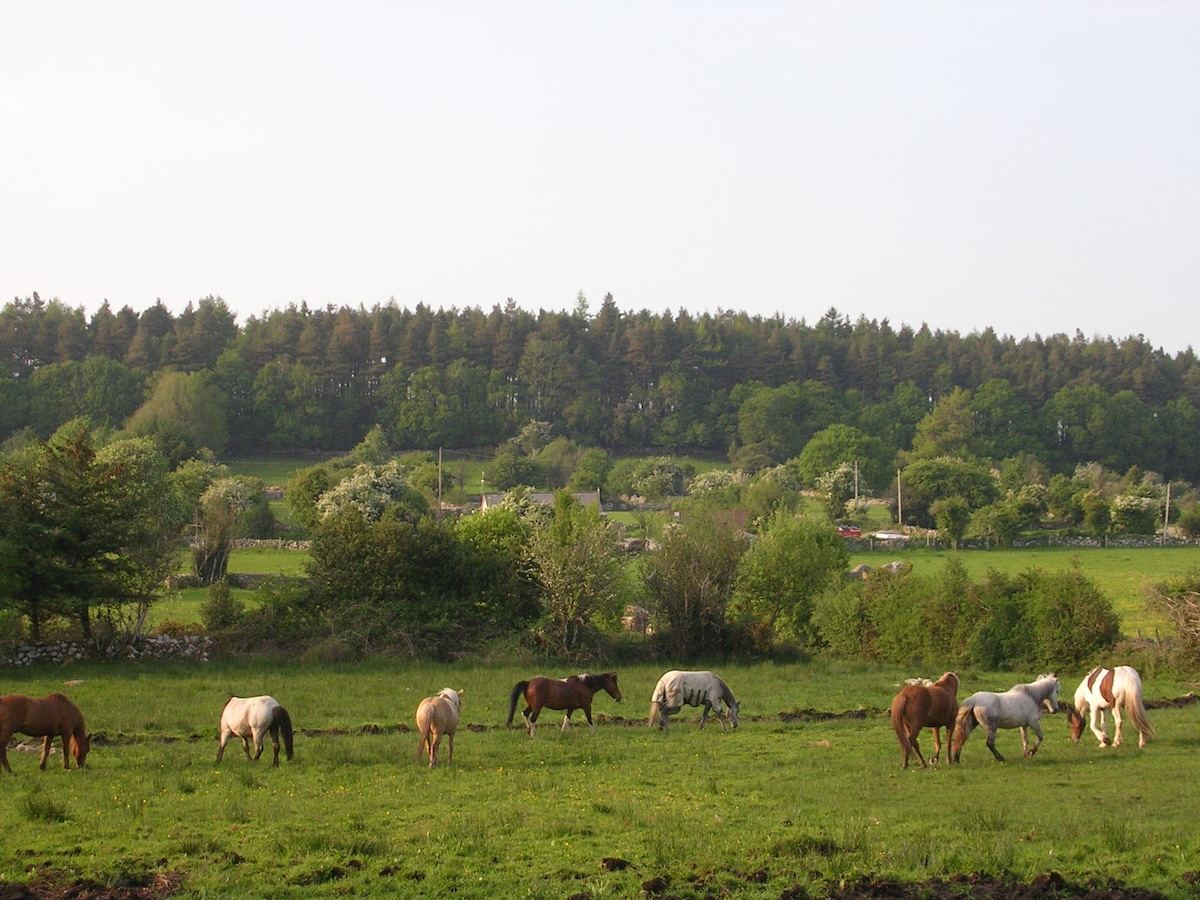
[1,659,1198,898]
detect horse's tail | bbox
[506,681,529,728]
[1125,690,1155,740]
[274,705,295,761]
[415,703,431,762]
[890,693,913,755]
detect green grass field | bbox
[1,659,1198,898]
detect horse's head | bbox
[74,732,92,767]
[1064,704,1086,743]
[1039,674,1060,714]
[727,697,740,729]
[602,673,622,702]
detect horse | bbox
[216,695,294,766]
[506,672,622,736]
[648,670,740,732]
[888,672,959,768]
[951,674,1060,763]
[415,688,462,768]
[1064,665,1154,749]
[0,693,91,773]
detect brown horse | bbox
[889,672,959,768]
[0,693,92,773]
[506,673,622,736]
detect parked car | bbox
[836,523,862,538]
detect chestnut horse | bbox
[506,672,622,736]
[0,693,91,773]
[889,672,959,768]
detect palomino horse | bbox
[415,688,462,768]
[648,670,740,732]
[216,695,294,766]
[0,693,91,773]
[1065,665,1154,749]
[889,672,959,768]
[506,673,622,736]
[951,674,1060,762]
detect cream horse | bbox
[1066,665,1154,748]
[415,688,462,768]
[951,674,1060,762]
[216,695,294,766]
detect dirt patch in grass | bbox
[0,871,184,899]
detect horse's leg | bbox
[930,726,942,765]
[700,702,711,729]
[1090,706,1109,747]
[1111,704,1124,747]
[270,724,281,767]
[38,735,54,770]
[0,736,10,774]
[216,730,229,764]
[524,706,537,737]
[1023,721,1044,759]
[984,724,1005,762]
[60,730,71,769]
[429,730,441,768]
[908,725,927,768]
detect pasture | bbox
[1,660,1198,898]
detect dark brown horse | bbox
[506,673,622,736]
[889,672,959,768]
[0,693,92,773]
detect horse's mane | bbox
[579,672,613,689]
[714,675,736,704]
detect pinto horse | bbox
[951,674,1060,763]
[889,672,959,768]
[216,695,294,766]
[506,673,622,736]
[1065,665,1154,749]
[0,693,91,773]
[415,688,462,768]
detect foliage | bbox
[929,495,971,548]
[525,492,623,657]
[642,514,746,658]
[192,476,265,584]
[605,456,690,501]
[314,460,428,523]
[122,369,230,464]
[488,447,541,491]
[898,456,998,528]
[730,511,848,648]
[818,559,1119,671]
[1146,572,1200,670]
[0,427,182,641]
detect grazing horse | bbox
[415,688,462,768]
[648,670,740,732]
[506,673,622,736]
[889,672,959,768]
[951,674,1060,763]
[216,695,294,766]
[1065,665,1154,749]
[0,693,91,773]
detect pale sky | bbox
[4,3,1198,353]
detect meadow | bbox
[1,659,1199,899]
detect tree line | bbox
[4,292,1200,489]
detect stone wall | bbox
[3,633,214,667]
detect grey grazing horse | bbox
[950,674,1060,762]
[648,670,740,731]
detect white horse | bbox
[1065,665,1154,748]
[648,670,739,731]
[415,688,462,768]
[216,695,294,766]
[950,674,1060,762]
